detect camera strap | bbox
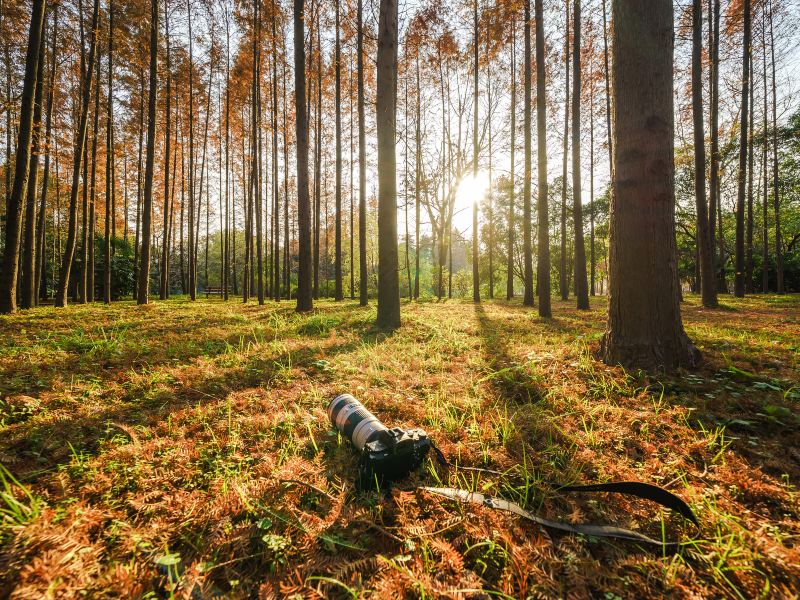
[427,442,699,551]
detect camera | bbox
[328,393,432,488]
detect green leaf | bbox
[155,553,181,567]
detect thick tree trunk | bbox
[357,0,368,306]
[295,0,312,312]
[55,0,98,308]
[376,0,400,329]
[137,0,158,305]
[571,0,589,310]
[733,0,750,298]
[600,0,700,372]
[0,0,46,313]
[692,0,717,307]
[535,0,551,316]
[522,0,534,307]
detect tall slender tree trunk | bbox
[414,57,421,300]
[88,49,100,303]
[159,0,170,300]
[535,0,550,316]
[471,0,480,303]
[186,0,196,300]
[349,54,355,300]
[295,0,312,312]
[138,0,158,304]
[224,7,231,299]
[602,0,612,172]
[334,0,343,301]
[692,0,717,307]
[487,38,494,299]
[589,53,595,297]
[522,0,534,307]
[104,0,114,303]
[357,0,368,306]
[600,0,699,371]
[709,0,725,292]
[376,0,400,329]
[313,15,321,300]
[560,0,570,302]
[134,69,144,293]
[733,0,750,298]
[36,5,58,303]
[571,0,589,310]
[746,54,754,294]
[507,19,516,301]
[768,0,782,294]
[761,10,769,294]
[55,0,98,308]
[21,15,46,309]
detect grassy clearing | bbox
[0,295,798,598]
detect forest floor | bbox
[0,294,798,599]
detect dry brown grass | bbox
[0,294,798,598]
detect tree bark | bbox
[21,14,46,309]
[471,0,480,303]
[376,0,400,329]
[0,0,46,313]
[357,0,368,306]
[295,0,312,312]
[55,0,98,308]
[334,0,343,300]
[137,0,158,305]
[159,0,170,300]
[571,0,589,310]
[522,0,534,307]
[560,0,570,302]
[768,0,783,294]
[507,19,516,301]
[536,0,551,316]
[600,0,700,372]
[733,0,750,298]
[692,0,717,307]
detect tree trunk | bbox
[334,0,343,301]
[295,0,312,312]
[0,0,45,313]
[507,19,516,301]
[571,0,589,310]
[692,0,717,307]
[159,0,170,300]
[602,0,612,173]
[55,0,98,308]
[137,0,158,305]
[709,0,725,293]
[560,0,570,302]
[471,0,480,304]
[313,15,321,300]
[733,0,750,298]
[415,57,421,300]
[88,48,100,303]
[357,0,368,306]
[36,5,58,303]
[600,0,700,372]
[768,0,783,294]
[745,51,754,294]
[522,0,534,307]
[376,0,400,329]
[761,9,769,294]
[535,0,551,316]
[21,15,46,309]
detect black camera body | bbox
[358,426,431,488]
[328,394,432,489]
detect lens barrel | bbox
[328,393,388,451]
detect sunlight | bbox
[453,170,491,233]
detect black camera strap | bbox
[427,442,699,551]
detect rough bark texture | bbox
[375,0,400,330]
[600,0,700,372]
[535,0,551,317]
[0,0,46,313]
[295,0,312,312]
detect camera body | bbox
[328,394,431,488]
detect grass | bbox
[0,294,798,598]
